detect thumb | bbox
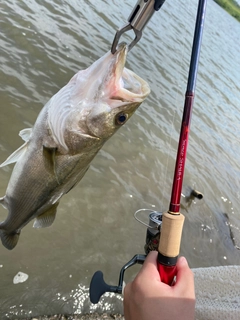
[174,256,195,298]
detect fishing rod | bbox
[89,0,207,303]
[157,0,207,285]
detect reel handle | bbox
[90,271,121,304]
[90,254,146,304]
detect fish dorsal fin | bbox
[0,141,28,168]
[19,128,32,142]
[33,202,59,229]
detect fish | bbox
[0,43,150,250]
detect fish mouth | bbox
[109,43,150,103]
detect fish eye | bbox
[115,113,128,125]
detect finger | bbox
[174,256,195,298]
[123,281,131,299]
[136,251,160,282]
[124,252,158,296]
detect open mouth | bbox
[113,67,150,102]
[112,44,150,102]
[122,68,149,95]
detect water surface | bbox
[0,0,240,318]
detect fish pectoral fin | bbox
[0,196,8,209]
[33,202,59,229]
[43,145,60,184]
[0,229,21,250]
[0,141,28,168]
[19,128,32,142]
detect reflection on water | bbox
[0,0,240,318]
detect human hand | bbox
[124,251,195,320]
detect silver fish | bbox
[0,44,150,250]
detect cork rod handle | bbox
[157,211,185,285]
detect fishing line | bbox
[160,0,192,212]
[134,208,159,228]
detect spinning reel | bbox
[89,210,163,304]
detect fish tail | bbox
[0,228,20,250]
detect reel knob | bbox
[89,271,122,304]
